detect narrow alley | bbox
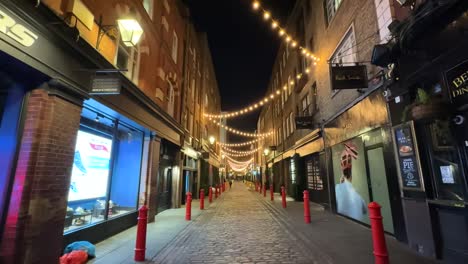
[146,183,431,264]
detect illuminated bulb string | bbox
[221,146,261,155]
[251,0,319,62]
[204,62,319,119]
[217,138,263,147]
[209,118,273,138]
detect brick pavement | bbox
[151,181,438,264]
[151,183,328,264]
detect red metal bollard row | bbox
[185,192,192,221]
[200,189,205,210]
[281,186,286,208]
[303,190,311,224]
[369,202,389,264]
[134,205,148,261]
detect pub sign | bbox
[331,65,368,90]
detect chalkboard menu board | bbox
[393,122,423,190]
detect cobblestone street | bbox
[152,183,329,264]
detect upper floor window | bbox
[301,94,310,116]
[324,0,343,25]
[289,112,295,135]
[116,41,140,84]
[143,0,154,19]
[331,27,356,65]
[172,31,178,63]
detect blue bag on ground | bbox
[64,241,96,258]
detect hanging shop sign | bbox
[0,8,38,47]
[392,121,424,191]
[331,65,368,90]
[90,74,121,95]
[295,116,317,129]
[446,60,468,110]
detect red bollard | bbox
[270,184,274,201]
[368,202,389,264]
[200,189,205,210]
[303,190,311,224]
[263,185,266,197]
[134,205,148,261]
[281,186,287,208]
[215,185,218,199]
[185,192,192,221]
[209,186,213,203]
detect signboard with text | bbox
[331,65,368,90]
[446,60,468,110]
[392,121,424,191]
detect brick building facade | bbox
[0,0,221,263]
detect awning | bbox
[269,128,323,163]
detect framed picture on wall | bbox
[430,120,454,151]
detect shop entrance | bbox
[157,166,172,212]
[422,117,468,262]
[305,153,328,206]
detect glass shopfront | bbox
[64,104,144,233]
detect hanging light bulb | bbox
[263,11,270,20]
[283,85,287,90]
[305,68,310,73]
[279,29,285,36]
[276,90,280,95]
[272,21,278,29]
[253,1,260,10]
[291,41,297,47]
[285,36,291,42]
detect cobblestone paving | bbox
[152,183,324,264]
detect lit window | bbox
[116,41,140,84]
[172,31,178,63]
[325,0,343,25]
[143,0,154,19]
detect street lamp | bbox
[209,136,216,145]
[117,18,144,47]
[96,10,144,49]
[263,148,270,156]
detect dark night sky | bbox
[185,0,296,145]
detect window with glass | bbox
[331,27,356,95]
[172,31,178,63]
[289,112,295,135]
[143,0,154,19]
[116,42,140,84]
[301,94,310,116]
[425,119,466,201]
[64,109,144,233]
[324,0,343,25]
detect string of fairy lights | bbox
[251,1,319,62]
[217,138,263,147]
[208,118,273,138]
[202,0,321,120]
[208,1,323,169]
[221,147,261,157]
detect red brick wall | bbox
[0,89,82,264]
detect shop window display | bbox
[64,112,144,233]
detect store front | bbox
[157,139,179,212]
[63,99,148,244]
[0,1,184,261]
[182,149,199,203]
[384,9,468,261]
[324,90,406,240]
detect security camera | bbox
[453,115,465,125]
